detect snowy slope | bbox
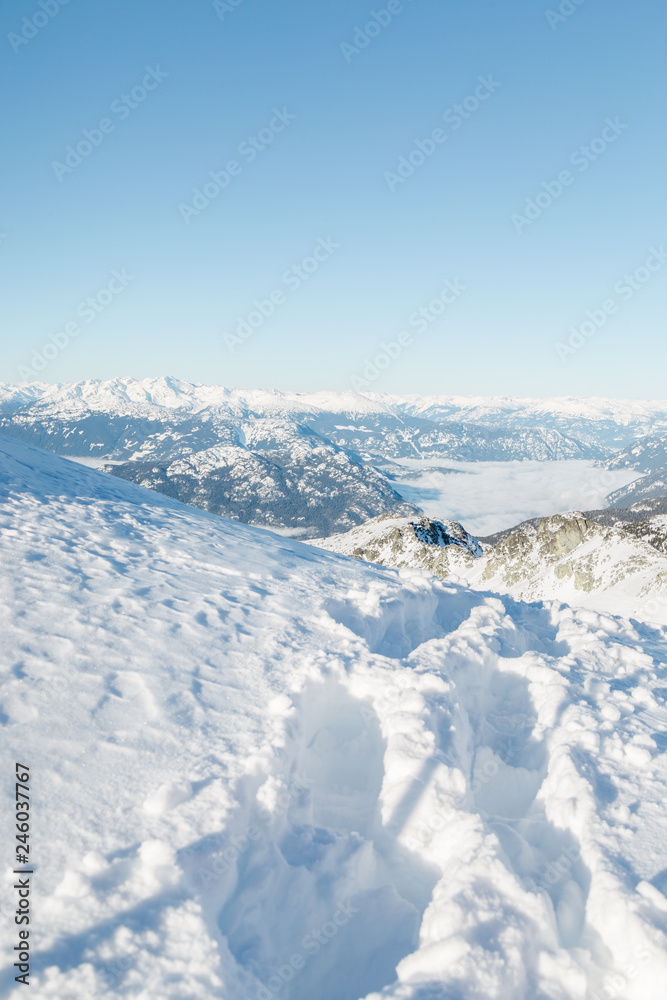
[2,436,667,999]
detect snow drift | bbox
[1,435,667,999]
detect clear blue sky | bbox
[1,0,665,396]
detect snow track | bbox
[1,435,667,999]
[213,681,427,1000]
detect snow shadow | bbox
[456,665,593,952]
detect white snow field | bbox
[1,434,667,1000]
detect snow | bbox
[387,459,640,535]
[1,435,667,999]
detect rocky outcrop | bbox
[314,514,483,579]
[317,510,667,622]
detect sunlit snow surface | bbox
[1,436,667,1000]
[387,459,640,535]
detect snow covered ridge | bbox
[98,431,418,539]
[2,434,667,999]
[608,471,667,510]
[316,510,667,623]
[3,376,667,426]
[478,512,667,621]
[410,516,483,557]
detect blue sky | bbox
[1,0,665,396]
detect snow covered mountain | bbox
[599,433,667,508]
[607,472,667,509]
[317,510,667,623]
[99,424,418,538]
[605,433,667,473]
[6,379,667,462]
[0,395,418,537]
[505,497,667,534]
[367,391,667,450]
[2,434,667,999]
[477,513,667,621]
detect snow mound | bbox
[1,436,667,999]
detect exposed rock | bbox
[313,514,482,579]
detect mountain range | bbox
[2,377,667,536]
